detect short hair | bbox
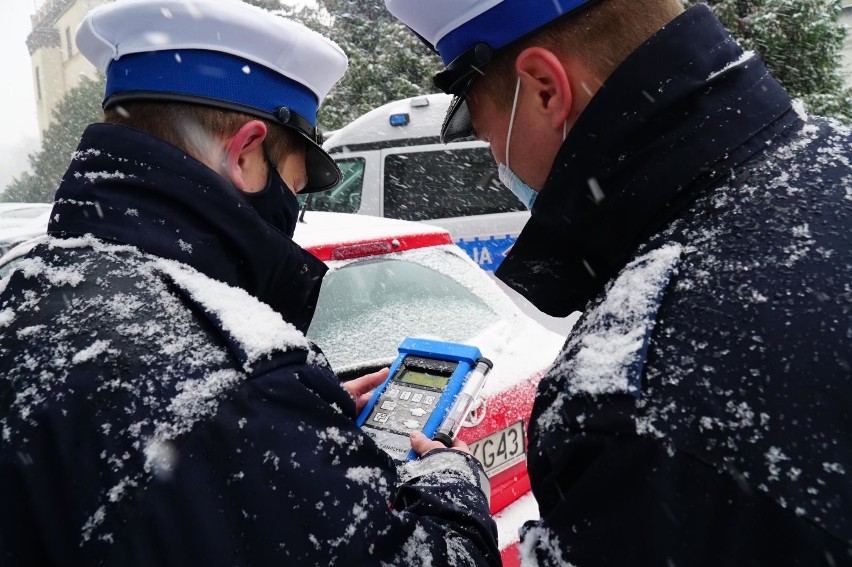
[102,101,303,166]
[471,0,684,109]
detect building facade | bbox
[27,0,108,134]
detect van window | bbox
[383,147,523,221]
[299,158,364,213]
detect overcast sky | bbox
[0,0,42,189]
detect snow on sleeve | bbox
[518,523,574,567]
[536,244,682,433]
[558,244,681,395]
[72,340,114,364]
[153,258,311,370]
[0,308,15,328]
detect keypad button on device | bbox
[381,401,397,411]
[403,419,420,430]
[374,413,390,423]
[388,388,400,398]
[423,396,435,405]
[410,408,427,417]
[399,391,412,400]
[411,393,423,403]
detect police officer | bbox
[0,1,498,565]
[385,0,852,564]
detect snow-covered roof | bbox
[324,93,454,150]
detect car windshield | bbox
[308,251,500,372]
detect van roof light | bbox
[389,113,410,127]
[410,97,430,108]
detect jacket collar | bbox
[49,123,327,333]
[495,4,800,317]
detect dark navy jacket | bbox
[497,6,852,565]
[0,124,498,566]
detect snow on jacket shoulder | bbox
[0,168,497,567]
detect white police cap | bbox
[77,0,349,192]
[385,0,599,142]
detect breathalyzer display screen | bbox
[398,369,451,390]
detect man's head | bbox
[103,101,307,195]
[77,0,347,194]
[385,0,682,190]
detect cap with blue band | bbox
[436,0,597,66]
[104,50,322,129]
[77,0,348,192]
[385,0,599,142]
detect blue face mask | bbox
[498,162,538,210]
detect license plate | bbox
[469,421,526,477]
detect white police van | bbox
[303,94,528,272]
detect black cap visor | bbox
[441,95,476,143]
[273,105,341,193]
[301,136,341,193]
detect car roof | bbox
[0,203,52,216]
[294,211,453,261]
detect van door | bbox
[379,142,529,271]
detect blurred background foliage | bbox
[688,0,852,120]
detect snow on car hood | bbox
[466,314,564,398]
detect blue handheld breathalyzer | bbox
[356,337,492,461]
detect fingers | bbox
[410,431,472,457]
[450,437,472,453]
[343,367,389,399]
[343,367,390,413]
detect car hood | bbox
[466,313,566,398]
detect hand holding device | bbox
[356,338,492,461]
[409,430,471,457]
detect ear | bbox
[515,47,573,131]
[222,120,268,191]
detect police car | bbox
[302,93,528,272]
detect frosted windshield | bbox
[307,255,499,372]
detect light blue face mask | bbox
[499,77,566,211]
[498,162,538,210]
